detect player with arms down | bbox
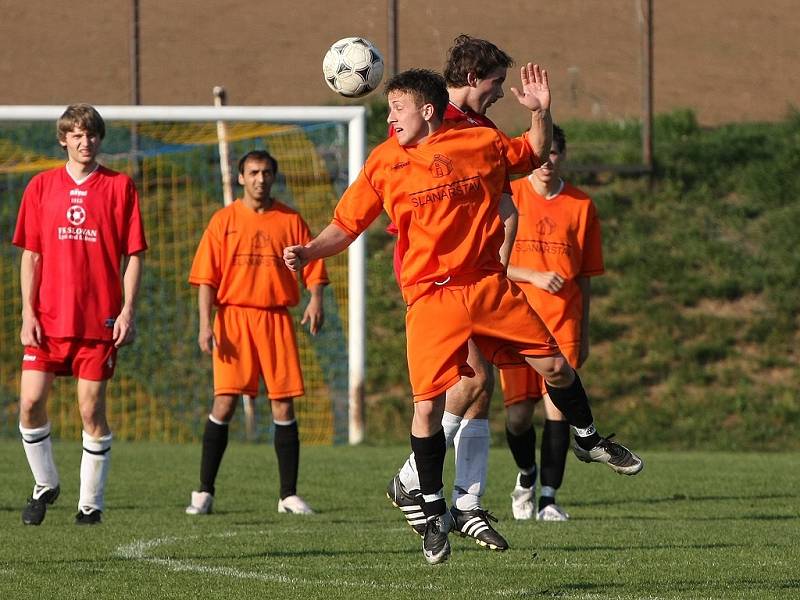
[14,103,147,526]
[503,125,615,523]
[185,150,328,516]
[285,69,642,564]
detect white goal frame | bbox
[0,105,367,445]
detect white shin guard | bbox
[20,422,60,498]
[79,431,113,513]
[452,418,490,511]
[399,411,464,492]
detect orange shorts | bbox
[213,305,304,399]
[405,273,559,402]
[22,337,117,381]
[500,342,580,406]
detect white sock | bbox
[398,454,420,491]
[452,418,490,511]
[79,431,113,513]
[442,411,462,447]
[20,422,60,499]
[540,485,556,499]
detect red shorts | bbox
[22,337,117,381]
[213,305,304,399]
[405,273,559,401]
[500,342,580,406]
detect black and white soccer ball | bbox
[323,37,384,98]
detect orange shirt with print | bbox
[333,121,529,305]
[189,199,328,305]
[509,178,603,345]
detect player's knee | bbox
[211,395,238,422]
[270,398,295,422]
[538,355,573,385]
[505,400,535,434]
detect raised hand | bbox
[510,63,551,113]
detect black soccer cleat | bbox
[450,506,509,552]
[422,511,453,565]
[572,433,644,475]
[22,485,60,526]
[386,474,426,537]
[75,509,103,525]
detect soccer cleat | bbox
[422,511,453,565]
[185,490,214,515]
[573,434,644,475]
[510,474,536,520]
[22,485,60,526]
[536,503,570,521]
[278,495,314,514]
[450,507,509,551]
[386,474,426,537]
[75,509,102,525]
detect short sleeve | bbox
[331,167,384,238]
[188,219,223,287]
[579,201,604,277]
[122,178,148,255]
[12,177,43,252]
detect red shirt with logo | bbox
[13,165,148,340]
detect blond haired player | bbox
[285,70,642,564]
[185,150,328,516]
[14,103,147,525]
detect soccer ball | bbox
[323,37,384,98]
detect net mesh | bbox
[0,118,350,444]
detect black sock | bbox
[545,371,601,449]
[274,421,300,500]
[200,418,229,496]
[539,419,569,511]
[410,429,446,518]
[506,424,536,488]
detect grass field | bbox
[1,440,798,600]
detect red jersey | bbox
[189,199,328,308]
[509,177,604,344]
[333,121,532,304]
[13,165,148,340]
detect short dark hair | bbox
[57,103,106,142]
[552,124,567,154]
[237,150,278,175]
[385,69,449,121]
[443,35,514,87]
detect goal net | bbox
[0,105,366,445]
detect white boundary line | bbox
[115,532,441,592]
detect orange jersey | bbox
[189,199,328,307]
[333,121,531,304]
[509,178,603,344]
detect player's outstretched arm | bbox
[301,284,326,336]
[197,284,218,355]
[19,249,43,347]
[510,63,553,163]
[284,223,352,272]
[113,252,144,348]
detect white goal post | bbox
[0,104,367,445]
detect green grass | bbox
[1,440,798,599]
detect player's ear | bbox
[238,172,245,185]
[421,103,435,122]
[467,71,479,87]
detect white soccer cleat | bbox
[510,474,536,520]
[278,495,314,514]
[536,503,570,521]
[185,491,213,515]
